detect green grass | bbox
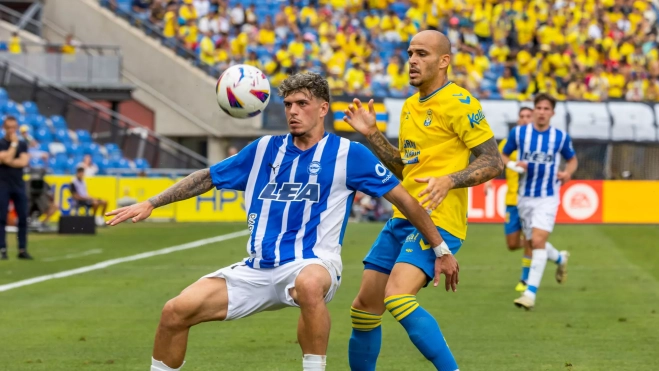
[1,222,658,370]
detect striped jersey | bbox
[502,124,575,198]
[209,132,399,273]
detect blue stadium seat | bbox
[54,129,71,143]
[66,158,79,174]
[68,143,85,158]
[50,115,67,130]
[29,157,45,168]
[16,115,29,125]
[22,101,39,116]
[92,153,105,164]
[34,128,52,143]
[3,101,20,116]
[83,142,101,156]
[76,129,92,143]
[113,158,130,169]
[133,158,150,169]
[39,142,49,153]
[0,88,7,102]
[30,114,46,129]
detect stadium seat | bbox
[68,143,85,158]
[50,115,67,130]
[3,101,20,116]
[34,128,53,143]
[22,101,39,116]
[54,129,72,143]
[30,114,46,129]
[83,142,101,156]
[48,142,68,155]
[76,129,93,144]
[133,158,150,169]
[29,157,45,168]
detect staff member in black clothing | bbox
[0,116,32,260]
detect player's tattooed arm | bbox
[148,168,214,208]
[449,137,504,188]
[365,130,405,180]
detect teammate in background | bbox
[343,30,503,371]
[487,107,534,292]
[502,93,577,310]
[106,73,452,371]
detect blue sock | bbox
[348,307,382,371]
[385,295,458,371]
[521,255,531,282]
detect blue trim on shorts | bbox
[362,218,463,286]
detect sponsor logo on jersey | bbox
[522,151,555,164]
[258,182,320,202]
[467,109,485,128]
[424,109,433,126]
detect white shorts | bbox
[517,196,560,239]
[201,258,341,321]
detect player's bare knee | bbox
[294,266,330,306]
[160,298,192,330]
[351,294,385,315]
[531,236,546,249]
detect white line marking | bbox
[42,248,104,262]
[0,229,250,293]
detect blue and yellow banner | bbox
[331,99,388,132]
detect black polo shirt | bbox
[0,138,28,188]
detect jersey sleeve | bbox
[209,138,261,191]
[346,142,399,198]
[450,96,495,149]
[559,133,576,160]
[501,128,518,155]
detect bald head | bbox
[407,30,452,90]
[410,30,452,56]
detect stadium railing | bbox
[98,0,222,78]
[0,41,122,85]
[0,57,209,170]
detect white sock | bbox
[545,241,560,263]
[524,249,547,300]
[302,354,326,371]
[151,357,184,371]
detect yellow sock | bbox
[384,295,419,322]
[350,306,382,331]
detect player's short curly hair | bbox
[278,73,330,103]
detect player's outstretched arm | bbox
[416,138,503,210]
[343,98,405,179]
[105,168,213,226]
[383,184,459,292]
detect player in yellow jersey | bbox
[488,107,533,292]
[343,30,503,371]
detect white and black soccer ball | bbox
[216,64,271,119]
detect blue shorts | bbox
[363,218,463,284]
[504,205,522,235]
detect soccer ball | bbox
[216,64,271,119]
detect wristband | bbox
[10,141,18,148]
[433,241,451,258]
[506,160,525,174]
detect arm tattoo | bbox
[365,130,405,180]
[448,138,504,189]
[148,168,213,208]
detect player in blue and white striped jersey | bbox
[502,93,579,310]
[106,73,452,371]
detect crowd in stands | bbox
[107,0,659,102]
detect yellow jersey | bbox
[392,82,494,239]
[498,139,518,206]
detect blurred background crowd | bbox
[104,0,659,101]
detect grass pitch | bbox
[1,222,658,370]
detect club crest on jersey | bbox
[308,161,322,175]
[424,110,433,126]
[259,182,320,203]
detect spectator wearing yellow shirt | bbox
[8,32,21,54]
[489,38,510,65]
[625,72,646,101]
[288,34,306,62]
[516,45,537,90]
[645,78,659,102]
[275,44,293,69]
[258,20,276,47]
[198,31,215,66]
[471,47,490,81]
[515,14,535,47]
[61,34,77,55]
[497,67,519,100]
[389,63,409,97]
[605,66,626,99]
[327,66,347,96]
[179,0,197,22]
[162,3,178,46]
[178,19,198,50]
[345,60,367,95]
[363,11,380,30]
[567,76,588,100]
[244,51,263,71]
[397,18,418,43]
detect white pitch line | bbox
[42,248,104,262]
[0,229,250,293]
